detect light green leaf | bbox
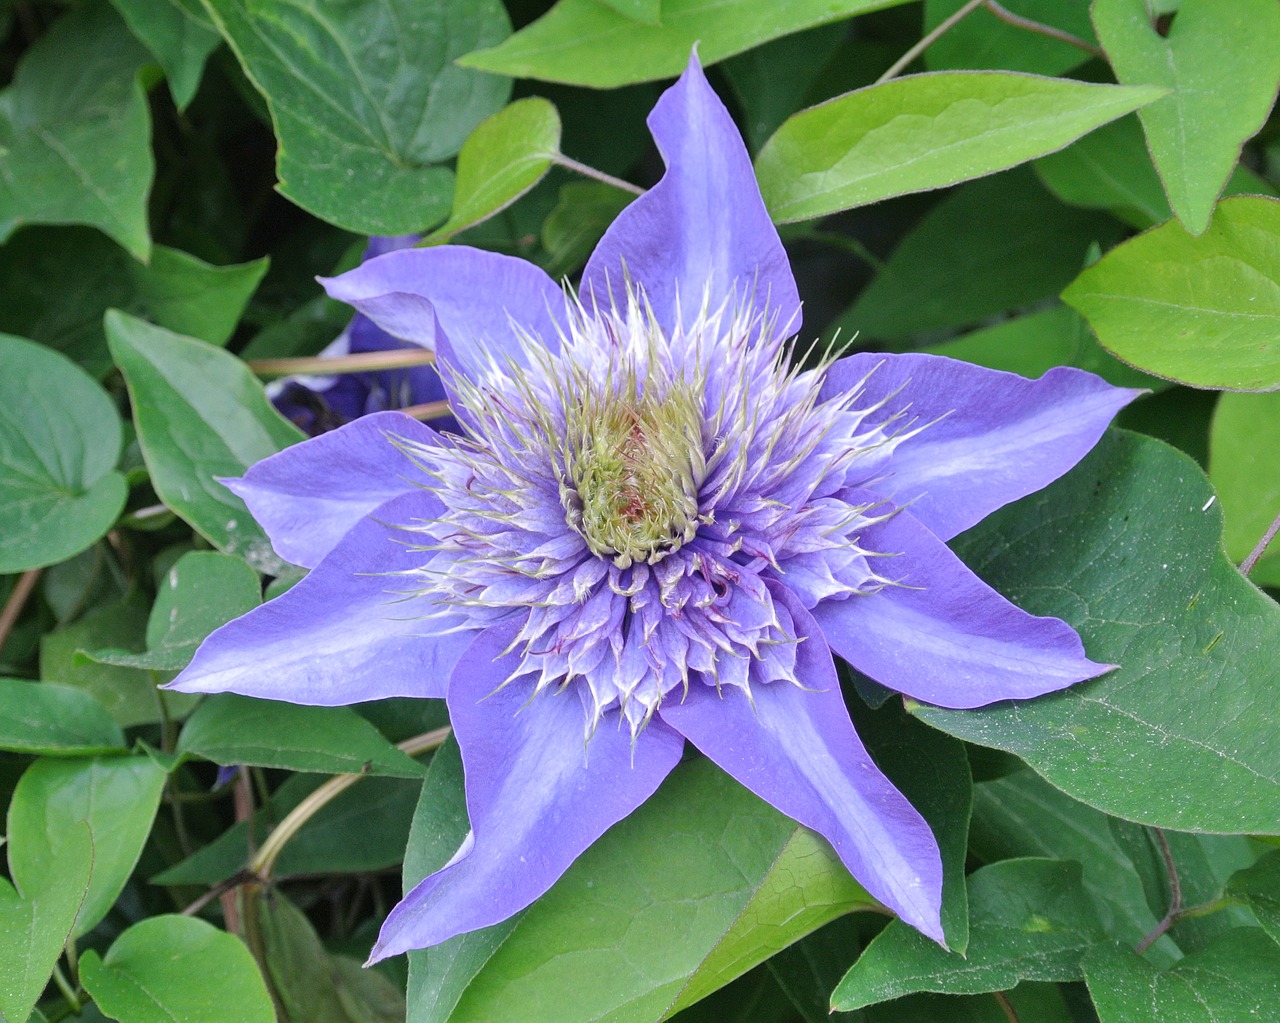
[0,334,127,573]
[106,311,304,573]
[598,0,662,23]
[0,823,93,1023]
[913,430,1280,834]
[0,229,270,375]
[1085,930,1280,1022]
[86,551,261,671]
[755,72,1163,223]
[203,0,511,234]
[0,678,125,756]
[1210,392,1280,587]
[831,169,1124,342]
[925,0,1097,76]
[1092,0,1280,235]
[459,0,914,88]
[1226,850,1280,948]
[0,2,153,260]
[177,693,427,778]
[1062,196,1280,391]
[7,755,168,937]
[832,859,1104,1011]
[109,0,220,109]
[1035,115,1276,230]
[80,915,274,1023]
[426,98,562,244]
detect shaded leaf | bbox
[1226,850,1280,948]
[925,0,1097,77]
[109,0,220,109]
[755,72,1162,223]
[0,678,125,756]
[540,181,633,279]
[1062,196,1280,391]
[1210,391,1280,587]
[106,311,304,574]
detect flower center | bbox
[562,377,704,568]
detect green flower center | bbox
[562,377,704,568]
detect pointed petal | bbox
[223,411,441,569]
[320,247,569,380]
[167,492,470,704]
[823,354,1140,540]
[659,590,944,942]
[372,623,685,959]
[581,53,799,339]
[814,505,1112,709]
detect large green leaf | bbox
[426,98,561,244]
[1092,0,1280,235]
[0,822,93,1023]
[1225,850,1280,948]
[80,915,274,1023]
[1084,930,1280,1022]
[177,694,427,778]
[87,551,261,671]
[755,73,1162,223]
[0,2,153,260]
[0,334,127,573]
[831,859,1104,1011]
[109,0,220,109]
[203,0,511,234]
[913,430,1280,834]
[1209,392,1280,587]
[0,678,126,756]
[106,311,304,573]
[1062,196,1280,391]
[924,0,1097,76]
[458,0,913,88]
[7,754,168,937]
[831,169,1124,343]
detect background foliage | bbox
[2,1,1279,1021]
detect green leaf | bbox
[87,551,261,671]
[598,0,662,23]
[0,678,125,755]
[7,755,168,937]
[831,169,1124,342]
[0,334,127,573]
[458,0,914,88]
[0,2,153,260]
[1062,196,1280,391]
[109,0,220,109]
[0,822,93,1023]
[1226,850,1280,948]
[79,914,274,1023]
[832,859,1104,1011]
[177,693,427,778]
[203,0,511,234]
[912,430,1280,834]
[1213,391,1280,588]
[755,72,1163,223]
[1092,0,1280,235]
[0,230,270,375]
[540,181,634,279]
[925,0,1098,76]
[1084,930,1280,1022]
[1035,115,1276,231]
[426,98,562,244]
[924,305,1158,390]
[106,311,304,573]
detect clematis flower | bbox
[170,55,1138,961]
[269,233,448,435]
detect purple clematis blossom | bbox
[169,55,1139,961]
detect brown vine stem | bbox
[401,399,453,421]
[877,0,986,82]
[552,154,645,196]
[993,990,1021,1023]
[0,567,42,651]
[1240,508,1280,577]
[249,726,452,882]
[247,348,437,378]
[982,1,1106,58]
[1136,828,1183,953]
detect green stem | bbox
[51,962,81,1013]
[247,348,437,378]
[552,154,645,196]
[877,0,986,83]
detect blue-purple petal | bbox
[223,411,441,569]
[659,589,944,942]
[813,504,1113,709]
[167,491,471,705]
[823,354,1140,541]
[320,247,569,381]
[371,623,685,959]
[581,53,800,340]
